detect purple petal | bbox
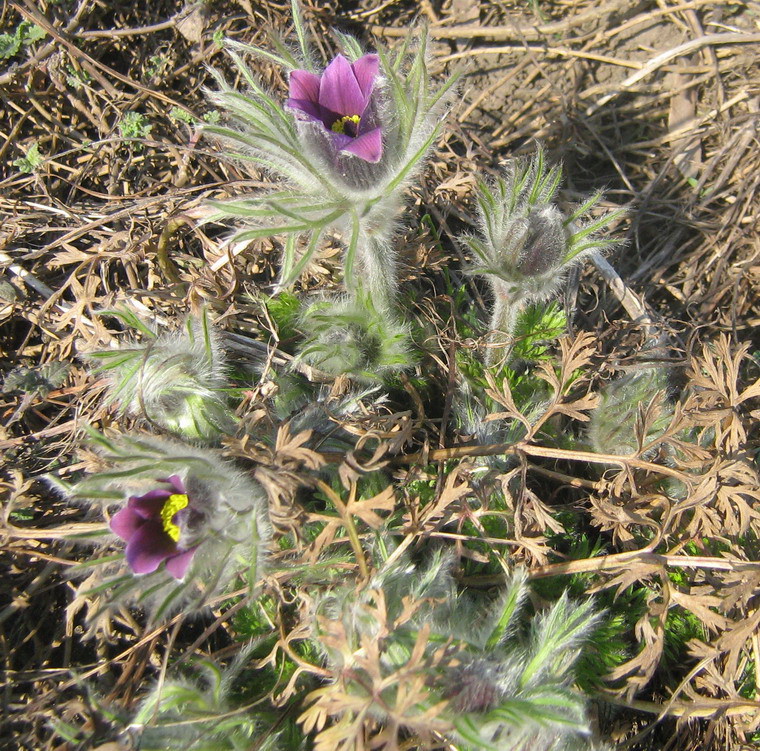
[156,476,187,495]
[125,521,176,574]
[319,55,367,118]
[356,94,380,134]
[286,97,326,123]
[110,507,144,542]
[330,131,354,151]
[164,547,198,580]
[128,490,171,519]
[289,69,321,104]
[351,55,379,100]
[133,488,173,503]
[166,475,186,495]
[341,127,383,163]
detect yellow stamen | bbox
[160,493,189,542]
[331,114,361,134]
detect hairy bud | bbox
[442,657,507,712]
[461,145,623,364]
[296,293,413,381]
[83,310,237,442]
[515,205,567,277]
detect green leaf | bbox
[13,142,43,173]
[0,33,21,60]
[290,0,310,64]
[23,23,46,43]
[485,569,529,649]
[265,291,300,340]
[278,224,325,289]
[334,30,364,60]
[521,594,599,687]
[95,307,158,338]
[0,21,46,61]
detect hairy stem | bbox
[353,228,399,310]
[486,287,522,366]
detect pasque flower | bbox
[52,433,272,619]
[287,54,382,164]
[435,570,604,750]
[204,14,455,299]
[110,474,199,579]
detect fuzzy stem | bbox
[486,286,522,366]
[353,228,399,310]
[344,202,402,310]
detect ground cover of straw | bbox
[1,1,759,749]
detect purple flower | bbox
[287,54,383,164]
[110,475,199,580]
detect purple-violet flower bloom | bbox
[110,474,199,579]
[287,54,383,164]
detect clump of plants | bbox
[45,3,759,750]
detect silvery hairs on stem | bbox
[588,367,673,457]
[82,308,237,443]
[203,0,456,305]
[50,431,272,622]
[462,145,623,365]
[455,375,542,468]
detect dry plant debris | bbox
[1,1,759,750]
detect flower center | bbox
[331,114,361,136]
[160,493,189,542]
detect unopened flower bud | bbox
[515,205,567,277]
[296,294,412,382]
[84,311,237,442]
[462,145,623,364]
[442,657,506,713]
[161,391,237,442]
